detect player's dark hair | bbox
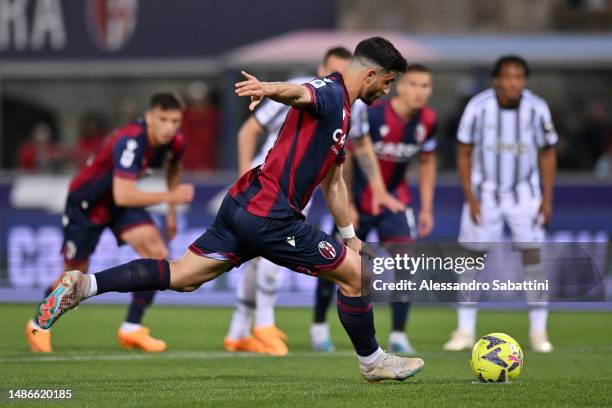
[149,93,185,111]
[405,63,430,74]
[353,37,407,73]
[492,55,530,78]
[323,46,352,64]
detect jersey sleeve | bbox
[456,99,479,145]
[169,133,186,164]
[253,98,287,131]
[348,100,370,139]
[421,108,438,153]
[303,78,342,119]
[534,101,558,148]
[112,137,144,179]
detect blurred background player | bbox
[26,93,195,352]
[224,46,401,355]
[443,55,557,353]
[311,64,437,353]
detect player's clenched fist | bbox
[168,184,194,204]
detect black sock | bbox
[391,301,411,332]
[126,290,157,324]
[336,290,379,357]
[95,259,170,295]
[314,277,336,323]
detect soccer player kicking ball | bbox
[33,37,424,382]
[27,93,194,353]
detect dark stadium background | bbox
[0,0,610,304]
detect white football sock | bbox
[358,347,384,365]
[226,304,253,340]
[310,322,330,343]
[389,331,407,344]
[84,274,97,299]
[528,308,548,334]
[226,261,257,340]
[254,258,283,328]
[120,322,142,333]
[457,306,477,335]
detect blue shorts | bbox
[190,194,346,275]
[62,195,155,265]
[357,207,416,243]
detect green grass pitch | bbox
[1,304,611,407]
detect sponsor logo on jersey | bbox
[373,141,421,162]
[486,142,529,155]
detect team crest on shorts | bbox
[318,241,336,260]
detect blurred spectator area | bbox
[0,77,222,172]
[338,0,612,32]
[0,29,610,174]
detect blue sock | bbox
[336,290,379,357]
[391,301,410,332]
[95,259,170,295]
[126,291,157,324]
[314,277,336,323]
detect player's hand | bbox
[537,199,553,226]
[418,210,434,238]
[168,184,194,204]
[469,198,481,224]
[235,71,267,111]
[346,236,376,260]
[345,236,362,255]
[372,192,405,215]
[166,210,177,241]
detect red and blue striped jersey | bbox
[69,120,185,224]
[351,100,437,215]
[229,72,351,219]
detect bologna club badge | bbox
[87,0,139,52]
[318,241,336,260]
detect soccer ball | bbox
[470,332,523,383]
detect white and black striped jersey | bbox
[252,76,368,167]
[457,88,558,200]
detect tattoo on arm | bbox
[355,152,376,179]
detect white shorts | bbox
[458,190,545,251]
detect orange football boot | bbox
[224,336,267,353]
[253,325,289,356]
[26,319,52,353]
[117,327,167,352]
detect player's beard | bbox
[361,87,382,106]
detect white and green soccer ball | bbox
[470,332,524,383]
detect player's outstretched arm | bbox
[113,177,194,208]
[235,71,311,111]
